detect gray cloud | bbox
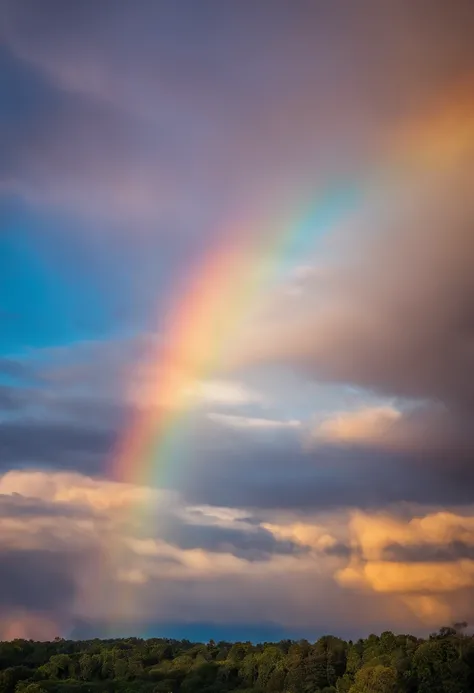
[157,517,304,561]
[0,358,32,380]
[0,385,23,411]
[178,449,468,511]
[0,493,94,519]
[0,418,116,472]
[323,542,353,559]
[236,172,474,409]
[3,0,474,238]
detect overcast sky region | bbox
[2,0,474,642]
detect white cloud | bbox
[181,504,254,527]
[183,379,266,406]
[207,413,301,429]
[128,372,266,410]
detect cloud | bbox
[0,470,302,562]
[158,516,303,561]
[3,0,474,236]
[0,469,155,514]
[0,484,100,637]
[129,375,266,410]
[0,385,24,411]
[0,492,93,519]
[313,406,401,445]
[183,380,266,407]
[334,508,474,624]
[2,469,474,636]
[231,153,474,413]
[0,418,116,473]
[0,357,33,380]
[175,433,474,512]
[2,367,474,515]
[339,559,474,594]
[0,469,424,637]
[207,413,300,430]
[346,510,474,561]
[261,521,340,553]
[384,541,474,563]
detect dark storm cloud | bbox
[3,0,474,238]
[174,438,474,512]
[158,517,304,561]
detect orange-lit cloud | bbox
[335,508,474,624]
[389,75,474,172]
[313,406,401,445]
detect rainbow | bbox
[110,183,359,489]
[99,184,359,632]
[101,75,474,629]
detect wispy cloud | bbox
[207,413,300,430]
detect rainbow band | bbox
[110,183,359,491]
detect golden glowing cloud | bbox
[349,510,474,560]
[335,507,474,624]
[338,560,474,594]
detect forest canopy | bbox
[0,625,473,693]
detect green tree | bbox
[15,684,46,693]
[349,664,397,693]
[413,638,470,693]
[0,667,35,693]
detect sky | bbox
[1,0,474,642]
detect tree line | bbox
[0,625,473,693]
